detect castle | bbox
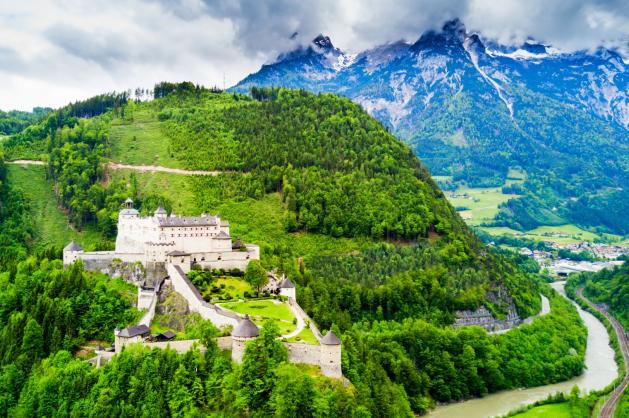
[69,199,342,378]
[64,198,259,271]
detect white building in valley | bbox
[64,198,259,271]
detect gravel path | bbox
[7,159,222,176]
[107,162,222,176]
[6,159,46,166]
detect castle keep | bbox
[64,199,259,271]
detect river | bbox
[428,281,618,418]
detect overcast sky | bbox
[1,0,628,111]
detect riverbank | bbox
[428,281,617,418]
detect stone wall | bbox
[167,264,239,329]
[144,339,203,354]
[196,245,260,271]
[138,290,157,327]
[285,343,321,365]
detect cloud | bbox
[0,0,627,110]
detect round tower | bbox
[319,330,342,378]
[116,198,140,253]
[63,240,84,266]
[231,314,259,363]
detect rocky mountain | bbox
[234,19,629,235]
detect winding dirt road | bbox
[577,288,629,418]
[107,162,221,176]
[7,159,221,176]
[6,159,46,166]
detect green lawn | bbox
[109,107,183,168]
[204,277,251,302]
[510,403,571,418]
[219,299,294,322]
[6,164,104,251]
[286,326,319,345]
[219,299,297,335]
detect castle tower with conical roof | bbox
[319,330,342,378]
[231,314,259,363]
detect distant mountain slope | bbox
[234,19,629,235]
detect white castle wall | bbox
[167,263,239,329]
[138,290,157,327]
[64,251,144,269]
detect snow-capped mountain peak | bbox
[234,19,628,130]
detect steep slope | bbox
[234,19,629,235]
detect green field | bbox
[109,107,182,168]
[442,170,626,244]
[219,299,297,335]
[6,164,104,250]
[448,185,519,226]
[204,277,252,302]
[286,326,319,345]
[510,403,571,418]
[479,223,622,244]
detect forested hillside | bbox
[0,86,589,416]
[0,108,50,136]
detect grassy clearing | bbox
[109,107,182,168]
[509,403,571,418]
[219,299,297,335]
[286,326,319,345]
[481,223,618,244]
[215,193,372,264]
[204,277,251,302]
[505,167,526,186]
[447,185,519,226]
[219,299,294,322]
[7,164,104,251]
[109,169,197,215]
[526,225,600,244]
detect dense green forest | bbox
[0,108,50,136]
[0,86,591,416]
[0,155,31,270]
